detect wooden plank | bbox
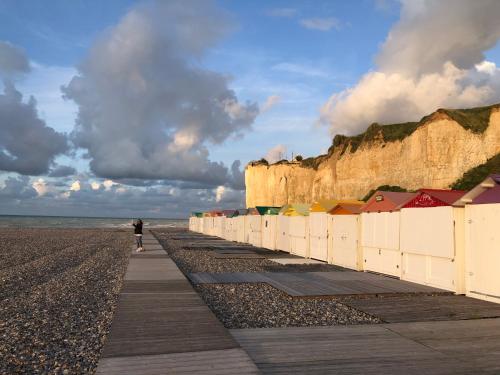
[130,254,169,259]
[343,295,500,323]
[125,258,185,281]
[121,280,195,294]
[96,348,260,375]
[231,325,482,374]
[101,293,239,358]
[213,253,265,259]
[188,272,447,297]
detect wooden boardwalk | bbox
[96,232,259,375]
[231,319,500,374]
[187,271,448,296]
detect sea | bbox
[0,215,188,229]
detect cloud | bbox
[0,41,30,78]
[0,174,241,218]
[62,0,258,188]
[0,175,37,199]
[0,81,69,175]
[320,0,500,135]
[265,144,287,163]
[266,8,297,18]
[48,164,76,177]
[261,95,281,112]
[299,17,341,31]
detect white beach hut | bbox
[399,189,467,293]
[309,199,364,262]
[234,209,249,243]
[329,203,365,270]
[261,207,281,250]
[247,208,263,247]
[282,204,310,258]
[461,175,500,303]
[361,191,416,278]
[276,206,291,253]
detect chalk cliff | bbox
[245,105,500,207]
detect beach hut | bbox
[361,191,416,278]
[202,212,213,235]
[281,204,310,258]
[262,207,281,250]
[463,175,500,303]
[189,212,202,232]
[234,209,249,243]
[329,203,365,270]
[276,205,291,253]
[309,199,363,262]
[221,210,237,241]
[399,189,467,293]
[211,210,225,238]
[247,206,281,248]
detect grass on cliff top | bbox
[361,185,408,202]
[450,152,500,191]
[331,102,499,156]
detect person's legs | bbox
[138,235,143,249]
[135,235,141,249]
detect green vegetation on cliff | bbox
[450,153,500,191]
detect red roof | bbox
[402,189,466,208]
[361,191,417,213]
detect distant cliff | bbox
[245,104,500,207]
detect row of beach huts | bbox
[189,175,500,304]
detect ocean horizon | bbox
[0,214,188,229]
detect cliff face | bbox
[245,107,500,207]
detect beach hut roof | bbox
[457,174,500,205]
[310,199,363,212]
[281,203,310,216]
[362,191,417,213]
[191,211,203,217]
[235,208,249,216]
[329,202,365,215]
[222,209,237,217]
[255,206,281,215]
[402,189,467,208]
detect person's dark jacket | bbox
[133,221,143,235]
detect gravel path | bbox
[195,283,380,328]
[154,229,380,329]
[0,229,130,375]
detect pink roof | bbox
[473,177,500,204]
[417,189,467,205]
[362,191,417,213]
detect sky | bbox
[1,0,500,218]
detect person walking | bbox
[133,219,144,252]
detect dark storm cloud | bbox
[48,164,76,177]
[0,175,37,199]
[0,82,69,175]
[62,0,258,187]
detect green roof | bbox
[256,206,281,215]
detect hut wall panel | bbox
[262,215,278,250]
[247,215,263,247]
[289,216,309,258]
[309,212,328,261]
[276,215,290,253]
[465,203,500,303]
[331,215,362,271]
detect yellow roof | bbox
[280,203,310,216]
[310,199,363,212]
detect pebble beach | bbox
[0,228,130,374]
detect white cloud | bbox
[299,17,341,31]
[261,95,281,112]
[103,179,115,190]
[70,180,81,191]
[320,0,500,135]
[265,144,287,163]
[32,178,48,196]
[90,181,100,190]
